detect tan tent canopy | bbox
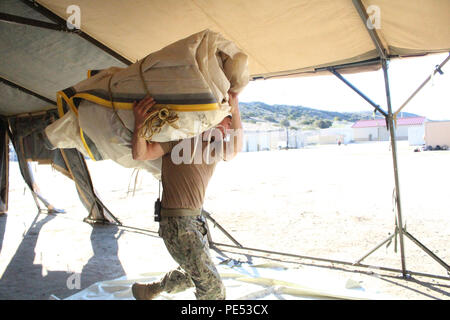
[1,0,449,116]
[36,0,450,79]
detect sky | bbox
[240,53,450,121]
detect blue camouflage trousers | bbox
[158,215,226,300]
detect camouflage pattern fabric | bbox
[158,216,226,300]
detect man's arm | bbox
[132,95,165,160]
[224,91,243,161]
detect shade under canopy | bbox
[1,0,449,116]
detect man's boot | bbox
[131,282,163,300]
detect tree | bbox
[301,118,313,125]
[263,115,277,123]
[280,119,290,127]
[314,119,332,129]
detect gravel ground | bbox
[0,141,449,300]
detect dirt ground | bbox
[0,140,449,300]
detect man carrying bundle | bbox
[131,91,243,300]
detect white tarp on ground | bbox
[63,261,394,300]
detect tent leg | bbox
[202,209,243,248]
[383,59,408,278]
[355,60,450,278]
[351,0,449,278]
[348,59,407,277]
[403,230,450,274]
[395,53,450,116]
[328,67,387,117]
[330,62,406,276]
[353,232,395,266]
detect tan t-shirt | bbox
[159,136,224,210]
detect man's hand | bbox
[131,95,164,161]
[133,95,156,130]
[224,91,243,161]
[228,91,239,114]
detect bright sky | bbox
[240,53,450,121]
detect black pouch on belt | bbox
[154,198,161,222]
[154,180,162,222]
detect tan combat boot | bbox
[131,282,163,300]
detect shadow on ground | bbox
[0,212,125,299]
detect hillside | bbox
[240,101,420,129]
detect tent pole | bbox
[331,59,450,278]
[0,76,56,105]
[212,242,450,282]
[403,230,450,271]
[328,68,387,117]
[352,0,387,59]
[21,0,132,66]
[202,209,243,248]
[382,59,408,277]
[353,233,395,266]
[0,12,72,32]
[394,53,450,116]
[353,0,409,278]
[351,0,450,280]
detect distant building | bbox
[317,127,353,145]
[243,128,305,152]
[244,130,272,152]
[424,121,450,148]
[351,117,426,145]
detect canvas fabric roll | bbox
[45,29,249,177]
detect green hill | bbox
[240,101,420,129]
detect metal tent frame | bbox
[202,49,450,281]
[202,0,450,281]
[334,0,450,278]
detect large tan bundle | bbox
[45,30,249,177]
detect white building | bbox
[351,117,426,145]
[243,130,272,152]
[243,129,306,152]
[425,121,450,148]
